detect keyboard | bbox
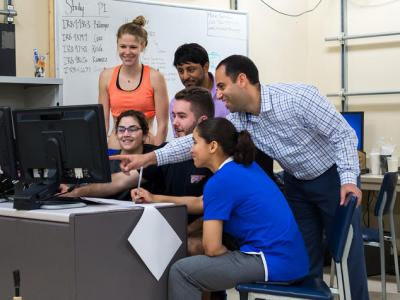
[40,196,89,210]
[45,196,103,205]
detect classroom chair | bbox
[235,194,357,300]
[362,171,400,300]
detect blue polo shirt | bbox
[203,160,309,282]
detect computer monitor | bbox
[0,107,18,180]
[341,111,364,151]
[12,105,111,209]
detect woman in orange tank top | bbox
[99,16,168,148]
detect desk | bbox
[361,173,400,191]
[0,203,187,300]
[360,173,400,254]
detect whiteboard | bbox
[55,0,248,107]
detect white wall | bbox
[238,0,309,83]
[306,0,400,158]
[240,0,400,160]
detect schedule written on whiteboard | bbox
[60,0,112,76]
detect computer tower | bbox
[364,241,395,276]
[0,23,16,76]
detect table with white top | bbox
[360,173,400,255]
[360,173,400,191]
[0,201,187,300]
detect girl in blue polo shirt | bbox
[168,118,309,300]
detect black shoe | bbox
[210,290,227,300]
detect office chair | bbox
[236,194,357,300]
[362,171,400,300]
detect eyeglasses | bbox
[116,125,142,134]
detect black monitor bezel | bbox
[12,104,111,184]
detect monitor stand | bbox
[13,180,86,210]
[40,201,86,210]
[14,144,88,210]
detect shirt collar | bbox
[218,156,234,170]
[236,84,271,123]
[259,84,272,113]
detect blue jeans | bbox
[284,166,369,300]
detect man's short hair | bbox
[216,55,260,85]
[173,43,209,67]
[174,87,215,120]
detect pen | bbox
[137,166,143,190]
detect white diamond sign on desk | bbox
[128,206,183,280]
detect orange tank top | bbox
[108,64,155,119]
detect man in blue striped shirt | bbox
[112,55,368,300]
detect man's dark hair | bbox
[174,87,215,120]
[115,110,149,135]
[173,43,209,67]
[216,55,259,85]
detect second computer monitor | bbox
[13,105,111,184]
[0,107,18,179]
[341,111,364,151]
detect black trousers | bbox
[284,166,369,300]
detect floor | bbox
[226,273,400,300]
[363,275,399,300]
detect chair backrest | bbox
[374,172,399,217]
[327,195,357,263]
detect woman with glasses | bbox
[168,118,309,300]
[99,16,169,149]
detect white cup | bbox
[387,157,399,173]
[369,152,380,175]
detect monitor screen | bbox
[341,111,364,151]
[13,105,111,185]
[0,107,18,179]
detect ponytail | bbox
[234,130,255,165]
[196,118,255,166]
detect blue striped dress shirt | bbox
[155,83,359,185]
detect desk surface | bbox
[360,173,400,191]
[0,199,174,223]
[361,173,399,182]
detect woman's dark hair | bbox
[115,110,149,136]
[196,118,255,165]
